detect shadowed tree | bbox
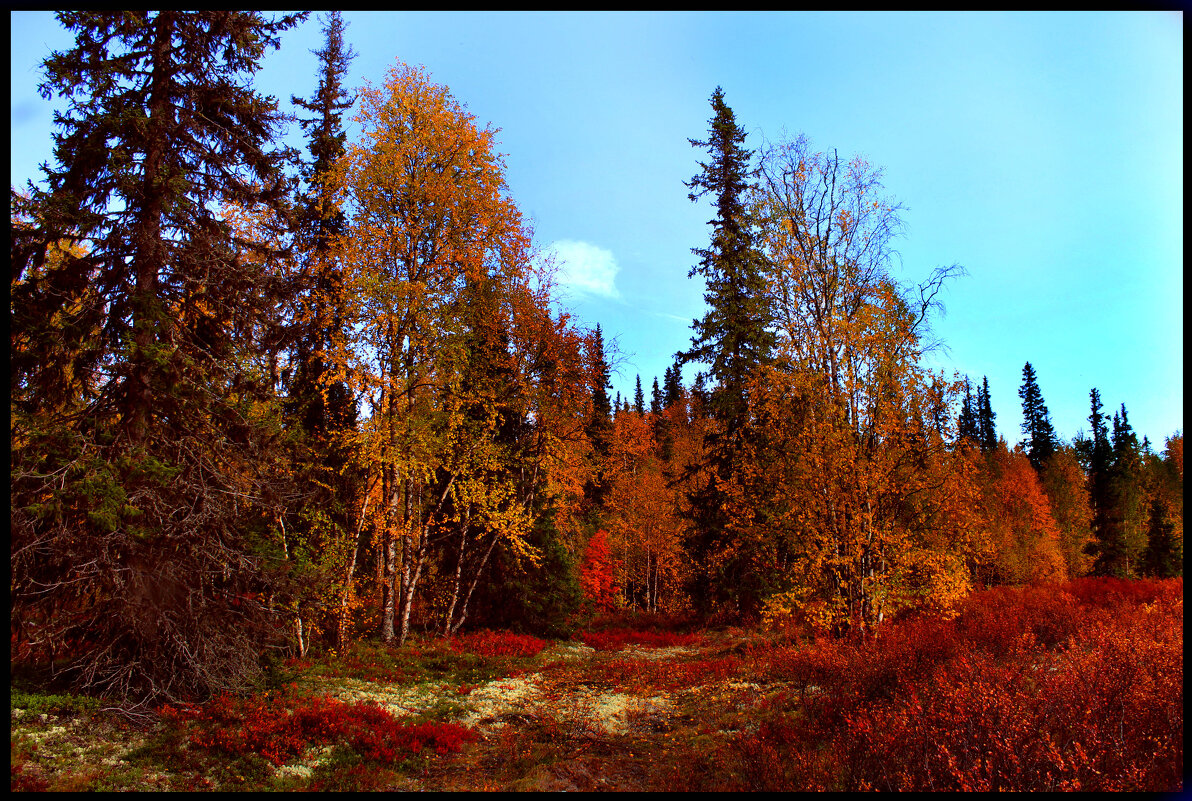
[11,10,308,702]
[680,86,775,616]
[1018,362,1056,471]
[977,375,997,453]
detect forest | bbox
[10,12,1182,792]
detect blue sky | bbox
[10,11,1183,447]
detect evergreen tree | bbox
[589,324,613,429]
[956,377,979,446]
[11,11,308,702]
[650,377,663,417]
[282,10,360,651]
[634,374,645,415]
[680,86,774,615]
[1141,496,1181,578]
[663,361,684,408]
[286,10,357,438]
[583,323,614,510]
[977,375,997,452]
[1103,403,1146,576]
[1083,388,1118,575]
[1018,362,1057,470]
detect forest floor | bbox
[10,626,790,792]
[11,579,1184,792]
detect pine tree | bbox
[287,10,358,438]
[680,86,774,615]
[663,361,684,408]
[682,86,774,442]
[1141,496,1181,577]
[282,10,360,652]
[1083,388,1118,575]
[977,375,997,452]
[1018,362,1057,470]
[957,377,979,446]
[584,323,614,510]
[1103,403,1146,577]
[634,374,645,415]
[589,324,613,429]
[650,377,663,416]
[11,11,308,702]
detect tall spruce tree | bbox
[680,87,774,615]
[583,323,614,510]
[1103,403,1146,576]
[280,10,360,653]
[957,377,979,446]
[977,375,997,452]
[11,11,308,701]
[1082,387,1127,576]
[634,374,645,415]
[287,10,357,437]
[650,376,663,414]
[1018,361,1057,470]
[663,361,684,408]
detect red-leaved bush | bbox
[449,629,548,658]
[160,689,476,767]
[718,578,1183,793]
[579,628,705,651]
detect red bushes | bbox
[578,628,705,651]
[161,689,476,767]
[723,578,1183,792]
[566,653,743,697]
[449,629,548,658]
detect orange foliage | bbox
[976,445,1067,586]
[603,410,687,612]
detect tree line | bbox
[10,12,1182,703]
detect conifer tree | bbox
[663,362,684,408]
[634,374,645,415]
[583,324,614,510]
[977,375,997,452]
[957,377,979,446]
[1083,388,1115,575]
[287,10,358,438]
[1018,362,1057,470]
[282,10,360,652]
[1102,403,1146,576]
[11,10,308,701]
[650,377,663,416]
[680,86,774,615]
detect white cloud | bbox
[544,239,620,300]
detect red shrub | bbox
[1064,576,1180,610]
[578,628,705,651]
[449,629,547,658]
[165,689,476,767]
[572,654,743,694]
[718,578,1183,793]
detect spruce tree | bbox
[650,377,663,416]
[1084,388,1118,575]
[283,11,360,650]
[680,86,774,616]
[11,11,308,701]
[956,377,979,446]
[977,375,997,452]
[1103,403,1146,576]
[1018,361,1057,470]
[634,374,645,415]
[583,323,614,510]
[663,361,684,409]
[287,10,358,438]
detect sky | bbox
[10,11,1183,448]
